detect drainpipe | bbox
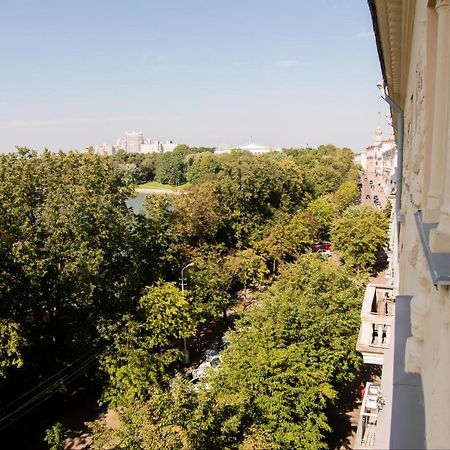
[377,82,404,224]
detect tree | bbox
[0,149,151,400]
[332,180,360,212]
[173,180,227,246]
[0,320,25,378]
[187,153,308,247]
[190,254,365,449]
[91,255,365,449]
[156,145,213,186]
[99,283,196,405]
[257,212,312,272]
[224,249,268,304]
[331,205,389,269]
[90,380,199,450]
[286,145,355,199]
[306,195,338,240]
[44,423,68,450]
[188,253,233,321]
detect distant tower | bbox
[374,125,383,145]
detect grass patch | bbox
[137,181,174,190]
[137,181,191,191]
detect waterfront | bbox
[126,192,148,213]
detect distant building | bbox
[94,132,177,155]
[125,131,143,153]
[215,142,281,155]
[140,140,177,153]
[354,127,396,194]
[93,143,115,155]
[354,151,367,171]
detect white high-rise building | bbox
[125,131,143,153]
[95,133,178,155]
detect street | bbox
[360,169,389,210]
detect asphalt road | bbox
[360,171,388,210]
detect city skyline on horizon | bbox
[93,126,392,155]
[0,0,391,154]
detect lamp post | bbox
[181,262,194,364]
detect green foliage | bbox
[256,212,312,272]
[331,205,389,269]
[141,195,188,280]
[224,249,269,292]
[139,283,196,346]
[306,195,338,240]
[156,145,213,186]
[174,180,227,246]
[184,152,308,247]
[190,255,364,449]
[99,283,196,405]
[383,199,393,219]
[0,143,366,447]
[44,422,68,450]
[188,254,233,321]
[109,150,162,184]
[90,380,198,450]
[286,145,354,198]
[0,148,152,396]
[0,320,26,378]
[332,180,360,211]
[91,255,365,449]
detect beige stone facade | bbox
[369,0,450,447]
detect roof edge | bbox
[367,0,388,89]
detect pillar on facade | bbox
[424,0,450,223]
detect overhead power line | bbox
[0,347,102,432]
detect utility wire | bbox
[0,354,97,426]
[0,347,103,431]
[2,346,99,410]
[0,357,99,432]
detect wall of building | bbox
[393,1,450,447]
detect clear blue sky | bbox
[0,0,390,153]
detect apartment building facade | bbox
[356,1,450,448]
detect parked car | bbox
[204,348,219,362]
[190,354,221,385]
[219,335,229,351]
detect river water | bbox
[126,192,148,213]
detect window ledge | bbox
[414,210,450,286]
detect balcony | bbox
[355,295,426,450]
[356,284,394,365]
[356,382,384,448]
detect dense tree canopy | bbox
[0,149,153,401]
[331,205,389,269]
[90,255,366,449]
[0,144,385,449]
[99,282,196,406]
[156,145,214,186]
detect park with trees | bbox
[0,144,389,449]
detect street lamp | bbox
[181,262,194,364]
